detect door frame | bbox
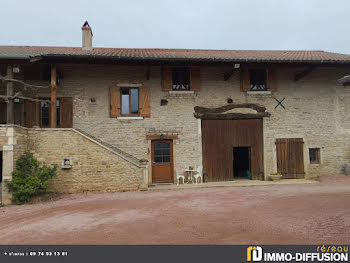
[233,146,251,179]
[202,119,264,181]
[149,138,175,184]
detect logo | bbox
[246,245,349,262]
[247,246,263,262]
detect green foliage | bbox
[5,152,57,205]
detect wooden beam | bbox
[194,103,267,114]
[294,66,315,81]
[145,65,151,80]
[146,134,178,140]
[223,68,238,81]
[194,112,271,120]
[6,65,14,124]
[0,76,50,89]
[0,94,45,103]
[50,65,57,128]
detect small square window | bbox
[250,69,267,91]
[172,68,190,90]
[309,148,320,164]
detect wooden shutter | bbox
[109,86,120,117]
[240,69,250,92]
[161,66,172,91]
[268,69,278,91]
[289,138,305,178]
[0,102,7,124]
[139,86,151,117]
[23,64,42,80]
[190,67,201,91]
[276,139,289,177]
[24,100,38,128]
[60,97,73,128]
[276,138,304,179]
[13,102,24,126]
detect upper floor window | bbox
[121,88,139,115]
[250,69,267,91]
[172,68,190,90]
[109,86,150,118]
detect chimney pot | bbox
[82,21,93,51]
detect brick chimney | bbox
[82,21,93,51]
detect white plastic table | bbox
[184,169,196,184]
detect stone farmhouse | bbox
[1,22,350,203]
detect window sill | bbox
[167,90,196,99]
[168,91,194,94]
[246,91,272,95]
[117,117,144,120]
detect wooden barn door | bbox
[202,119,264,181]
[276,138,305,179]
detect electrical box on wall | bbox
[62,158,72,169]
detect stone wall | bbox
[0,126,147,204]
[0,125,28,204]
[50,64,350,180]
[27,129,147,193]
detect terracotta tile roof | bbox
[1,45,350,64]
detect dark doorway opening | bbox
[233,147,251,179]
[0,151,2,183]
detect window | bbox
[121,88,139,115]
[309,148,320,164]
[153,142,171,163]
[41,99,60,127]
[172,68,190,90]
[250,69,267,91]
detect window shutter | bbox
[23,64,43,80]
[24,100,39,128]
[0,102,7,124]
[190,67,201,91]
[162,66,172,91]
[240,69,250,92]
[110,86,120,117]
[268,69,278,91]
[139,86,151,117]
[60,97,73,128]
[276,138,305,179]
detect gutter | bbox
[39,54,350,65]
[0,55,30,60]
[1,53,350,65]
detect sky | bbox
[0,0,349,54]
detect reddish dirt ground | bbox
[0,174,349,244]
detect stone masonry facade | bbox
[55,63,350,179]
[1,63,350,203]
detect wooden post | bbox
[6,65,14,124]
[50,65,57,128]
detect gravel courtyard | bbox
[0,174,349,244]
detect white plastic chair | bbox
[193,166,203,184]
[176,170,185,185]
